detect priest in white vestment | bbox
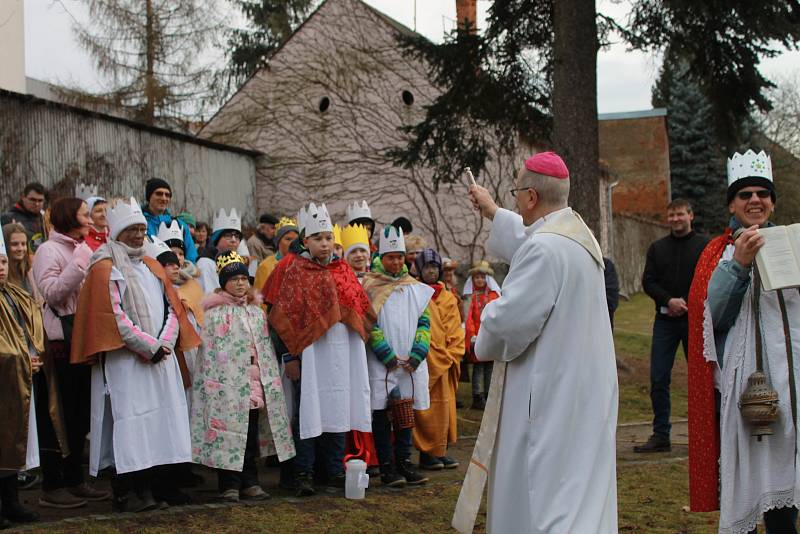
[453,152,618,534]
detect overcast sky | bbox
[24,0,800,114]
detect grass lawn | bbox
[23,294,724,534]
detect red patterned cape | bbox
[264,255,376,356]
[687,227,733,512]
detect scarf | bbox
[362,262,419,316]
[91,240,155,335]
[176,260,200,285]
[202,289,252,311]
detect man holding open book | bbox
[687,149,800,534]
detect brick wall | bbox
[599,114,670,223]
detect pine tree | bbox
[223,0,317,91]
[656,64,728,233]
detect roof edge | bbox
[598,108,668,121]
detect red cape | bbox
[264,255,376,356]
[687,227,732,512]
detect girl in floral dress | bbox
[190,250,295,502]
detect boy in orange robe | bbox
[412,249,464,470]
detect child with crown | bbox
[361,225,434,487]
[70,198,201,512]
[262,202,376,497]
[189,250,294,502]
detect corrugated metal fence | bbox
[0,90,259,226]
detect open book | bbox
[756,225,800,291]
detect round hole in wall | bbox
[402,90,414,106]
[318,96,330,112]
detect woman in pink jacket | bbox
[31,197,109,508]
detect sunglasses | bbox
[736,190,771,200]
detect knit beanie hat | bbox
[145,178,171,202]
[216,250,249,288]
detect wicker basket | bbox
[386,370,415,430]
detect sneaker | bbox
[68,482,111,502]
[294,472,316,497]
[17,472,41,491]
[241,485,270,501]
[39,488,87,509]
[379,464,406,488]
[397,459,429,485]
[439,456,460,469]
[219,489,240,503]
[633,434,671,453]
[419,453,444,471]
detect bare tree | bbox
[69,0,226,127]
[758,72,800,159]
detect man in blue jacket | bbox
[142,178,198,262]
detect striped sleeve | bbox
[369,324,397,367]
[409,307,431,365]
[157,304,179,350]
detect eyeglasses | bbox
[509,187,533,197]
[736,190,771,200]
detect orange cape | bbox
[687,228,732,511]
[71,256,201,387]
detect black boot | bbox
[633,434,671,453]
[0,475,38,523]
[396,459,428,485]
[471,394,485,410]
[379,464,406,488]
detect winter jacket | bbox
[142,207,198,262]
[31,231,92,340]
[1,204,46,251]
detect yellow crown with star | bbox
[276,216,297,231]
[216,250,246,273]
[341,224,370,256]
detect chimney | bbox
[455,0,477,33]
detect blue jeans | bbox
[372,409,412,465]
[650,316,688,438]
[472,362,493,397]
[291,379,345,477]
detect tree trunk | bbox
[144,0,156,125]
[552,0,601,236]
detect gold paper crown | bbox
[333,224,343,246]
[216,251,246,273]
[276,216,297,231]
[341,224,370,254]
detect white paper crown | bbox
[212,208,241,235]
[727,149,773,186]
[108,197,147,240]
[157,220,184,244]
[298,202,333,236]
[75,183,98,201]
[346,200,372,223]
[379,225,405,255]
[0,224,6,256]
[143,235,171,260]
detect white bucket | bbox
[345,459,369,499]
